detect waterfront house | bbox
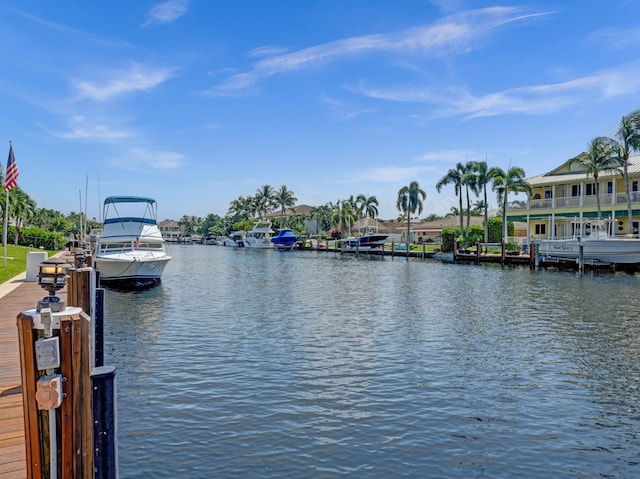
[410,216,485,244]
[506,153,640,240]
[158,219,181,242]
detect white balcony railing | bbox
[515,193,640,211]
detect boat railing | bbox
[99,241,165,254]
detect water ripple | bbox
[105,246,640,478]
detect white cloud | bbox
[110,147,185,170]
[72,63,175,101]
[319,95,377,120]
[356,61,640,119]
[205,7,546,96]
[590,27,640,50]
[142,0,190,27]
[50,115,135,142]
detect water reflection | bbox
[105,246,640,478]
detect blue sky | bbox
[2,0,640,221]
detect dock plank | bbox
[0,270,69,479]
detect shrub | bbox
[5,226,65,250]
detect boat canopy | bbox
[104,196,156,205]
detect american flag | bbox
[4,143,18,192]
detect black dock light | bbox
[37,257,72,312]
[74,248,86,268]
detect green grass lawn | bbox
[0,245,59,284]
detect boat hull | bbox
[537,238,640,264]
[343,233,388,250]
[271,229,298,250]
[95,254,171,289]
[244,237,274,248]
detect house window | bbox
[534,224,546,235]
[585,183,597,196]
[607,181,613,194]
[571,184,581,197]
[544,190,552,199]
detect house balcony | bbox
[509,193,640,212]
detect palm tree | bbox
[310,204,332,235]
[331,200,356,237]
[602,110,640,234]
[273,185,297,228]
[461,161,479,237]
[491,165,532,245]
[227,195,254,221]
[356,194,379,220]
[396,181,427,259]
[10,189,36,245]
[436,163,465,236]
[570,137,621,220]
[254,185,275,219]
[472,160,496,247]
[343,196,359,235]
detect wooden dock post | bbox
[17,315,43,479]
[578,242,584,276]
[15,265,116,479]
[530,243,536,269]
[17,308,91,479]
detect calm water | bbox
[104,245,640,478]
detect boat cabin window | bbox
[99,242,131,253]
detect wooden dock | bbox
[0,271,68,479]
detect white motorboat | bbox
[536,218,640,264]
[243,220,274,248]
[220,232,245,247]
[93,196,172,289]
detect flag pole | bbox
[3,140,17,268]
[3,187,8,268]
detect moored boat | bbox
[244,220,274,248]
[343,232,388,250]
[93,196,172,289]
[271,228,298,250]
[220,232,245,247]
[536,218,640,264]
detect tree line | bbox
[7,108,640,246]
